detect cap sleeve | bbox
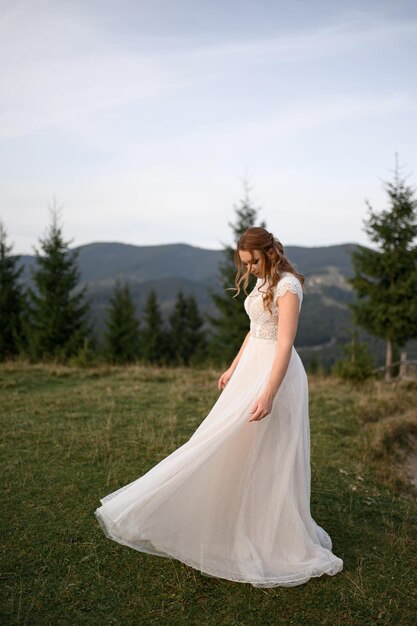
[274,273,303,311]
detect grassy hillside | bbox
[1,362,416,625]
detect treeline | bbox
[1,161,417,379]
[0,211,211,367]
[104,281,208,366]
[0,189,262,368]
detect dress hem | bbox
[94,508,344,589]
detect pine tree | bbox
[104,278,140,364]
[0,220,25,360]
[167,291,208,366]
[168,290,192,366]
[347,155,417,380]
[140,289,168,365]
[25,203,93,361]
[186,293,208,365]
[332,324,375,382]
[207,179,266,365]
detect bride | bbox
[94,226,344,588]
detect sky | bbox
[1,0,417,255]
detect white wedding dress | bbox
[94,272,344,587]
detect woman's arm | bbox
[249,292,300,421]
[218,330,251,390]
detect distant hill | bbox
[18,241,357,283]
[15,241,417,367]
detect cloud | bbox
[186,17,417,64]
[1,0,416,257]
[1,2,416,141]
[0,53,189,140]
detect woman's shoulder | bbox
[276,271,302,285]
[274,272,303,304]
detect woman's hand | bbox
[248,388,275,422]
[218,367,235,390]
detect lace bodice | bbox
[244,272,303,341]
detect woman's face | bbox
[239,249,265,278]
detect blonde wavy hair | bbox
[230,226,305,315]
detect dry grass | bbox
[355,379,417,423]
[349,378,417,500]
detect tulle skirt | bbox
[94,334,343,587]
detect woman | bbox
[94,226,344,588]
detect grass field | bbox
[1,361,416,626]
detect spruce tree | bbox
[347,156,417,380]
[207,179,266,366]
[0,220,25,360]
[26,204,93,361]
[104,278,140,364]
[168,290,192,366]
[167,291,208,366]
[140,289,168,365]
[186,293,208,365]
[332,324,375,382]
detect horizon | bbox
[13,237,368,258]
